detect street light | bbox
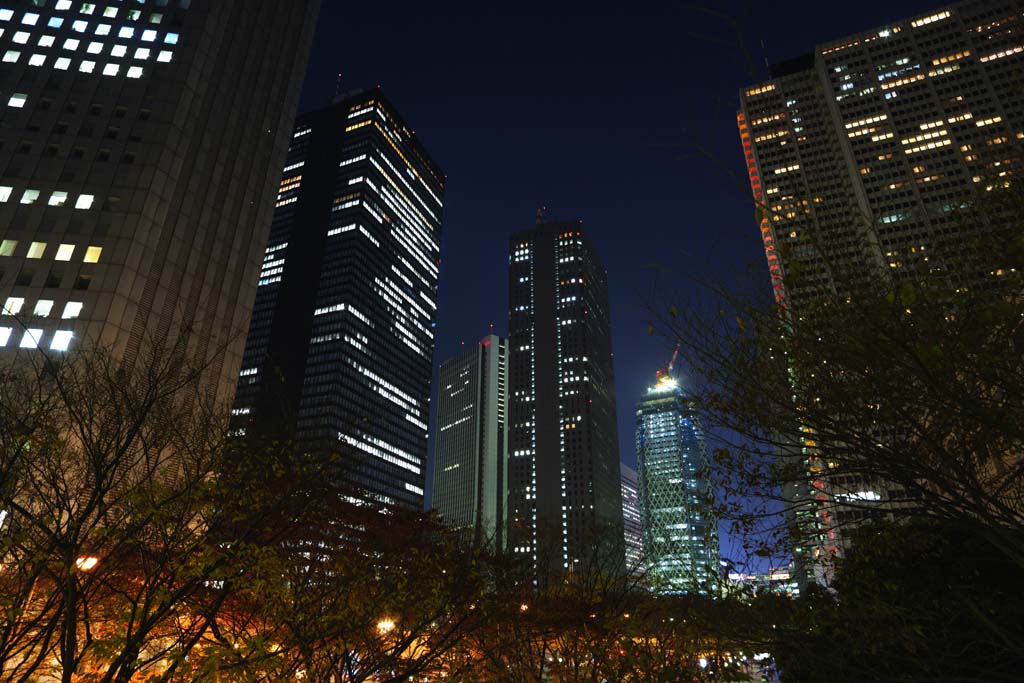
[76,556,99,571]
[377,618,396,635]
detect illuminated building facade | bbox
[231,88,444,509]
[431,335,508,548]
[621,463,644,571]
[0,1,319,398]
[507,220,623,576]
[636,372,719,593]
[738,0,1024,583]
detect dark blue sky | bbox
[297,0,940,557]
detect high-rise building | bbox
[636,369,719,593]
[230,88,444,510]
[0,1,319,399]
[739,0,1023,313]
[506,220,623,575]
[431,335,509,548]
[621,463,643,571]
[737,0,1023,582]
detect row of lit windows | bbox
[1,240,102,263]
[0,327,74,351]
[3,296,83,320]
[0,186,94,209]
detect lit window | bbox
[21,189,40,204]
[8,93,27,108]
[80,3,96,15]
[22,13,40,26]
[48,191,69,207]
[27,242,46,258]
[75,195,95,210]
[72,20,88,33]
[111,44,127,57]
[157,50,172,62]
[141,29,157,42]
[83,246,102,263]
[0,327,12,346]
[164,32,178,44]
[118,27,133,39]
[56,1,73,10]
[134,47,150,59]
[0,10,13,22]
[62,302,84,319]
[13,31,30,44]
[33,300,54,317]
[55,244,75,261]
[38,35,55,47]
[48,17,64,28]
[126,65,143,78]
[20,329,43,349]
[50,330,74,352]
[64,38,80,50]
[2,297,24,315]
[102,63,119,76]
[103,7,118,18]
[150,13,163,24]
[95,23,110,35]
[55,57,71,69]
[87,41,103,54]
[2,50,19,62]
[0,187,11,203]
[0,239,16,256]
[28,54,46,66]
[80,60,95,73]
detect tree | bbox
[0,339,324,683]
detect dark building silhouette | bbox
[231,88,444,509]
[506,220,623,575]
[0,1,319,400]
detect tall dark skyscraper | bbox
[737,0,1023,581]
[231,88,444,509]
[432,335,508,548]
[636,369,719,594]
[0,1,319,398]
[506,220,623,574]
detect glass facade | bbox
[231,88,444,510]
[636,377,719,593]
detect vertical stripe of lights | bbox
[738,111,787,306]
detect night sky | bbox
[297,0,940,557]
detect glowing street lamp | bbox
[376,618,396,635]
[75,556,99,571]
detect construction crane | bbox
[654,344,680,382]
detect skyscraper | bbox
[230,88,444,510]
[737,0,1023,581]
[621,463,644,571]
[506,220,623,575]
[636,369,719,593]
[739,0,1023,313]
[431,335,509,548]
[0,1,319,398]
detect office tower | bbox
[636,368,719,593]
[431,335,509,548]
[739,0,1023,313]
[230,88,444,509]
[737,0,1023,582]
[621,463,643,571]
[0,1,319,399]
[506,220,623,575]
